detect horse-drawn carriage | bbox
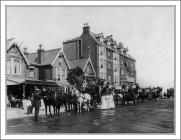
[28,84,163,117]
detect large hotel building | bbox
[63,24,136,89]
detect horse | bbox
[8,95,21,108]
[41,88,54,116]
[167,88,174,98]
[72,88,92,113]
[63,91,78,113]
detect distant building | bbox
[63,24,136,89]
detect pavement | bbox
[7,106,66,120]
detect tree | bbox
[66,66,84,91]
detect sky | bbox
[7,6,174,89]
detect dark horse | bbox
[41,88,65,116]
[42,87,78,116]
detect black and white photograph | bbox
[1,1,180,139]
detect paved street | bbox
[7,99,174,133]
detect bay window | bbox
[6,58,21,75]
[56,68,67,81]
[7,59,11,74]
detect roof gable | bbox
[53,51,70,69]
[67,58,88,70]
[7,41,30,66]
[84,61,95,76]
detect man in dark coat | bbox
[32,87,42,121]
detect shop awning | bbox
[6,78,25,85]
[22,80,57,86]
[56,81,72,87]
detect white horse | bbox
[72,88,92,113]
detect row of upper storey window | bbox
[6,58,68,82]
[99,46,135,69]
[99,38,117,49]
[7,58,36,78]
[120,69,136,78]
[99,46,132,64]
[99,58,119,72]
[100,58,134,72]
[56,68,67,81]
[7,58,22,75]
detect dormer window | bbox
[124,61,128,68]
[29,68,35,77]
[100,37,103,44]
[107,41,110,47]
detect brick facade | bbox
[63,24,137,88]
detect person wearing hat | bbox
[32,87,42,121]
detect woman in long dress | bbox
[109,94,115,109]
[100,96,107,109]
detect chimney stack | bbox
[23,47,28,58]
[83,23,90,34]
[37,44,45,64]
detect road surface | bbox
[7,98,174,133]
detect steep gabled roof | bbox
[52,49,71,69]
[7,39,30,66]
[90,32,116,52]
[28,48,61,65]
[90,32,136,61]
[66,58,88,70]
[66,57,96,74]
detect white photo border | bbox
[1,1,180,139]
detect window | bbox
[100,59,104,68]
[7,59,11,74]
[7,58,21,75]
[108,75,111,82]
[114,64,118,72]
[116,54,119,60]
[114,53,116,60]
[100,72,103,79]
[100,38,103,44]
[14,59,21,75]
[63,69,67,80]
[108,63,111,70]
[121,69,124,76]
[108,51,111,57]
[62,69,66,80]
[100,47,103,55]
[104,59,107,68]
[114,76,118,84]
[107,41,110,47]
[56,68,67,81]
[124,61,128,68]
[103,73,106,80]
[29,68,34,77]
[56,68,61,81]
